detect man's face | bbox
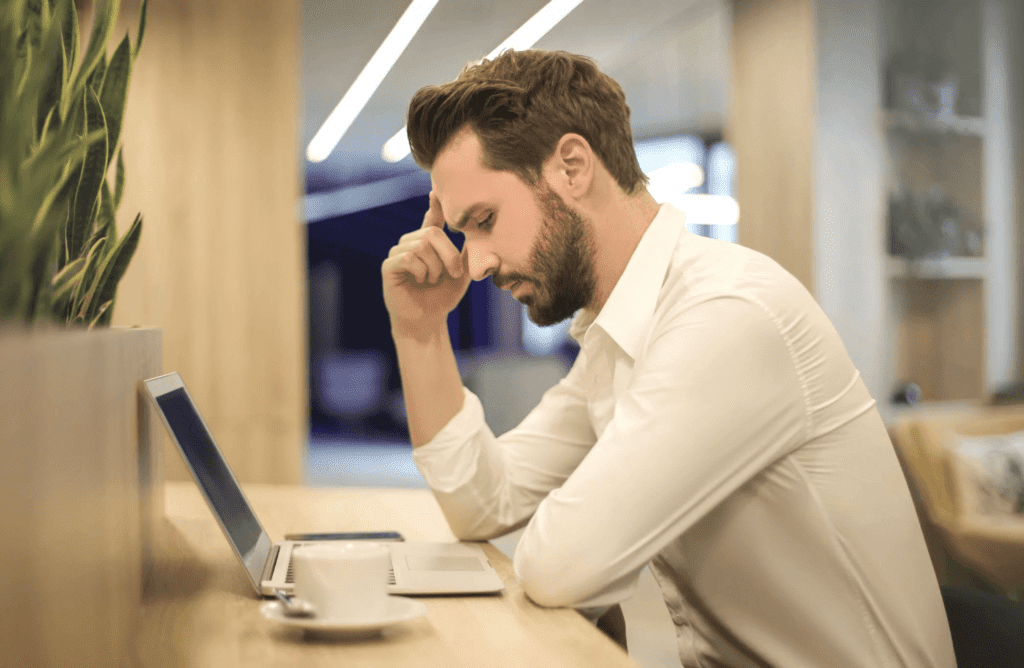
[431,128,596,326]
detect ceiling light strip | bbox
[307,0,440,163]
[382,0,586,163]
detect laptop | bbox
[143,372,504,597]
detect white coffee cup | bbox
[291,542,390,621]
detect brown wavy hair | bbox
[406,49,647,195]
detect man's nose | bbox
[464,242,499,282]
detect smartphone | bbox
[283,531,405,542]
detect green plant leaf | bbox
[32,267,57,323]
[134,0,147,62]
[94,181,115,246]
[23,192,69,309]
[27,232,59,322]
[95,296,116,326]
[15,33,33,100]
[51,255,86,316]
[50,285,73,319]
[25,125,102,181]
[36,0,51,35]
[57,3,72,123]
[69,234,106,323]
[28,161,75,257]
[99,35,131,169]
[68,87,107,261]
[61,0,78,74]
[34,8,64,134]
[37,105,55,145]
[52,255,85,291]
[86,53,107,94]
[114,147,124,209]
[83,212,141,323]
[69,0,120,103]
[87,299,111,329]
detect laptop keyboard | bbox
[286,548,397,586]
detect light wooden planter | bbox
[0,326,162,668]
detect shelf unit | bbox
[886,256,987,280]
[880,0,1016,406]
[881,109,986,137]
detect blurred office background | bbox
[107,0,1024,665]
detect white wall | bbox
[812,0,888,401]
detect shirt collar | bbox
[569,203,686,358]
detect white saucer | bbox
[260,597,426,637]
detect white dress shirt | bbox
[413,203,956,668]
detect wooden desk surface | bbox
[137,482,641,668]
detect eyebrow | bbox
[447,204,486,233]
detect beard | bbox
[493,178,597,327]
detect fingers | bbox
[382,252,430,284]
[384,193,466,285]
[386,231,463,285]
[395,227,463,279]
[421,191,445,230]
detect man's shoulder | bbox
[662,234,805,304]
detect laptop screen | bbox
[155,387,263,556]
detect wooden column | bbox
[729,0,817,293]
[112,0,307,483]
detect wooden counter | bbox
[137,482,641,668]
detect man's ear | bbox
[549,133,594,199]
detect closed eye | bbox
[477,213,495,231]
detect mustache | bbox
[492,273,532,290]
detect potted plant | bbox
[0,2,163,666]
[1,0,145,324]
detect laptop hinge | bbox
[261,544,280,584]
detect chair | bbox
[941,585,1024,668]
[890,409,1024,594]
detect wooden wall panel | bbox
[895,279,986,400]
[730,0,817,292]
[111,0,307,483]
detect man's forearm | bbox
[393,322,466,447]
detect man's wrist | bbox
[391,320,449,346]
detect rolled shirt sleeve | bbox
[412,360,597,541]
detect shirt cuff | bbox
[411,387,486,493]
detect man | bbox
[381,49,955,667]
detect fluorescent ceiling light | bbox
[307,0,439,163]
[668,194,740,227]
[382,0,587,163]
[382,129,412,163]
[646,162,705,201]
[483,0,587,58]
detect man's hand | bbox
[382,192,470,339]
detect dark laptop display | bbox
[154,387,262,555]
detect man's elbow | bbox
[516,549,596,608]
[442,508,516,543]
[447,517,496,542]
